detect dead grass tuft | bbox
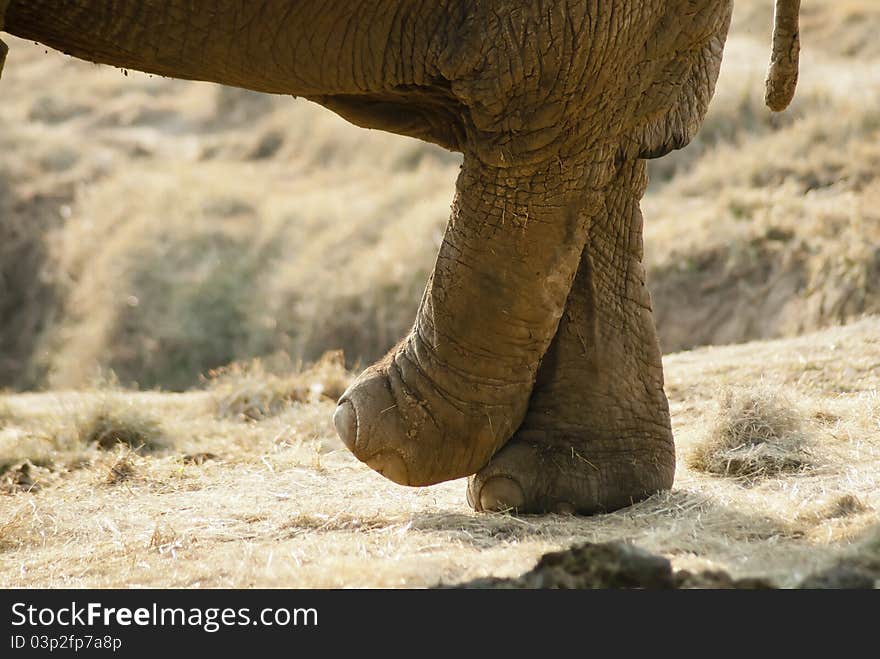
[181,452,219,466]
[149,523,186,558]
[77,399,165,452]
[0,409,79,476]
[103,447,137,485]
[206,350,351,421]
[688,387,815,480]
[1,461,40,494]
[822,494,870,519]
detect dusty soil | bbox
[455,539,879,589]
[452,542,781,589]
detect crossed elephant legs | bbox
[470,159,674,514]
[335,157,675,514]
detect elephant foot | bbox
[334,330,527,487]
[469,159,675,514]
[467,433,674,514]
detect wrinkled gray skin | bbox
[0,1,799,514]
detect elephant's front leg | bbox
[334,154,609,486]
[468,158,675,514]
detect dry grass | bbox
[76,398,165,452]
[0,392,167,497]
[206,350,351,421]
[732,0,880,59]
[0,319,878,587]
[645,17,880,352]
[0,35,454,390]
[1,461,39,495]
[103,446,138,485]
[689,387,815,480]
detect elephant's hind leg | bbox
[334,154,609,487]
[468,159,675,514]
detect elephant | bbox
[0,0,800,514]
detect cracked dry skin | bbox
[469,160,676,513]
[334,1,733,489]
[334,156,610,485]
[2,1,799,510]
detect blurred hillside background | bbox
[1,0,879,391]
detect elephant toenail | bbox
[479,476,525,512]
[333,401,358,451]
[554,501,577,515]
[366,451,409,486]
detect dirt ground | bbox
[1,319,877,588]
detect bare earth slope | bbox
[1,319,877,588]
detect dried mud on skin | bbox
[448,541,879,590]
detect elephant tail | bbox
[765,0,801,112]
